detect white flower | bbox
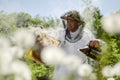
[77,64,93,77]
[102,66,114,77]
[102,13,120,34]
[41,46,66,66]
[12,28,35,50]
[11,60,31,80]
[0,37,10,52]
[112,62,120,76]
[0,50,13,75]
[10,46,24,59]
[0,37,12,75]
[107,77,115,80]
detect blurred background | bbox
[0,0,120,80]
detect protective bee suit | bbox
[52,10,98,80]
[52,26,95,80]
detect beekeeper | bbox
[52,10,101,80]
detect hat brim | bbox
[61,16,82,22]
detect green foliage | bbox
[31,15,43,25]
[93,8,120,65]
[93,8,120,80]
[34,17,60,28]
[16,12,32,28]
[24,54,54,80]
[1,8,120,80]
[0,11,18,35]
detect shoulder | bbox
[82,28,95,40]
[83,28,93,35]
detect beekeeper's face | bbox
[66,19,79,32]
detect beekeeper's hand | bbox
[88,40,101,51]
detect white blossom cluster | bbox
[41,46,96,80]
[0,28,35,80]
[102,12,120,34]
[102,62,120,79]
